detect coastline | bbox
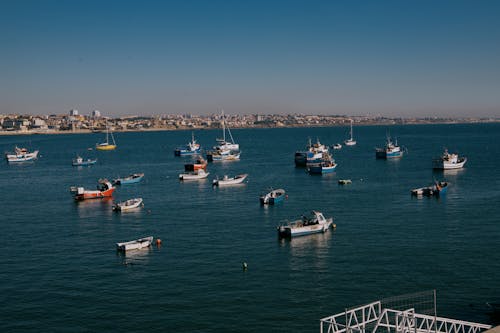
[1,119,499,136]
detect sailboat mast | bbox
[221,109,226,142]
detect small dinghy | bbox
[260,188,286,205]
[212,174,248,186]
[113,198,143,211]
[116,236,153,251]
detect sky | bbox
[1,0,500,118]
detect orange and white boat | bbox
[184,157,207,172]
[74,179,115,201]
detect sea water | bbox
[0,123,499,332]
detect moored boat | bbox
[295,138,329,167]
[74,179,115,200]
[116,236,153,251]
[113,173,144,185]
[411,181,448,197]
[184,157,207,171]
[206,149,241,162]
[344,119,356,146]
[72,155,97,166]
[432,149,467,169]
[5,146,39,163]
[260,188,286,205]
[332,143,342,150]
[277,211,334,238]
[212,174,248,186]
[215,109,239,151]
[338,179,352,185]
[113,197,143,211]
[174,132,201,156]
[179,169,209,180]
[376,136,404,159]
[96,124,117,151]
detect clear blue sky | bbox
[1,0,499,117]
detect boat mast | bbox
[350,119,353,140]
[221,109,226,142]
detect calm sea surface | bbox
[1,124,499,332]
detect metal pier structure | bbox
[321,290,492,333]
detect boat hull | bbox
[260,189,286,205]
[72,159,97,166]
[432,158,467,169]
[75,187,115,200]
[213,174,248,186]
[96,144,116,151]
[116,236,153,251]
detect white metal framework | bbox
[320,291,491,333]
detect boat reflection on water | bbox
[279,229,335,252]
[116,246,153,267]
[76,197,114,218]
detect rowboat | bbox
[113,173,144,185]
[260,188,286,205]
[5,146,39,163]
[116,236,153,251]
[113,198,143,211]
[179,169,209,180]
[277,211,334,238]
[212,174,248,186]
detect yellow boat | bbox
[96,125,117,151]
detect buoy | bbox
[242,262,248,270]
[156,239,162,246]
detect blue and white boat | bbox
[72,155,97,166]
[376,136,404,159]
[5,146,39,163]
[308,153,337,174]
[260,188,286,205]
[295,138,329,167]
[113,173,144,185]
[174,133,201,156]
[277,211,334,238]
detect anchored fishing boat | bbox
[113,198,143,211]
[116,236,153,251]
[432,149,467,169]
[72,155,97,166]
[277,211,334,238]
[5,146,39,163]
[174,132,201,156]
[179,169,209,180]
[74,179,115,200]
[260,188,286,205]
[113,173,144,185]
[212,174,248,186]
[376,136,404,159]
[184,157,207,171]
[295,138,329,167]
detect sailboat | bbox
[215,110,239,151]
[344,119,356,146]
[96,123,117,151]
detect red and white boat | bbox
[184,157,207,172]
[74,179,115,201]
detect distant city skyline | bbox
[2,1,499,118]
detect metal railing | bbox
[320,291,491,333]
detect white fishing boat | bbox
[116,236,153,251]
[113,198,143,211]
[277,211,334,238]
[215,109,239,151]
[179,169,210,180]
[72,155,97,166]
[344,119,356,146]
[432,149,467,169]
[212,174,248,186]
[5,146,39,163]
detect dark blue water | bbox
[1,124,499,332]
